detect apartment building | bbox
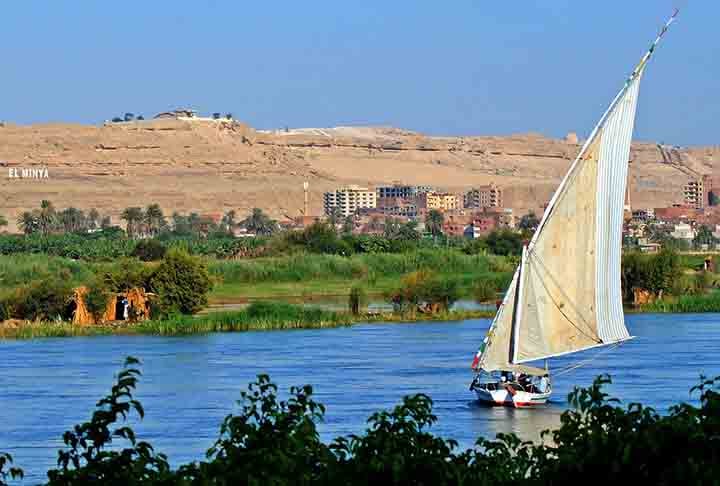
[377,184,433,200]
[417,192,459,212]
[323,185,377,217]
[684,179,705,209]
[464,184,503,209]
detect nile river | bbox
[1,313,718,482]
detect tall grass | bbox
[640,293,720,313]
[207,250,495,284]
[0,254,96,289]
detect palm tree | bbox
[342,215,355,235]
[17,211,39,235]
[60,207,85,233]
[121,207,144,238]
[241,208,278,236]
[221,210,237,232]
[87,208,100,230]
[144,203,166,236]
[328,206,343,228]
[100,216,112,229]
[0,215,7,230]
[38,200,58,235]
[426,210,444,237]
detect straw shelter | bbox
[72,287,153,325]
[71,286,95,326]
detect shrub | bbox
[131,239,167,261]
[148,249,212,317]
[102,258,153,292]
[12,278,73,321]
[85,278,110,324]
[473,279,496,303]
[348,285,366,315]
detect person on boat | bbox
[538,375,550,394]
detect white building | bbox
[670,223,695,241]
[324,185,377,217]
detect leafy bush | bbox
[348,285,366,315]
[148,249,212,316]
[102,258,153,292]
[131,239,167,261]
[485,229,524,256]
[622,249,682,301]
[11,278,73,321]
[85,279,110,324]
[387,271,461,314]
[473,279,497,303]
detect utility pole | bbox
[303,181,309,216]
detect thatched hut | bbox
[71,287,95,326]
[71,287,153,325]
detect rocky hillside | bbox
[0,119,716,226]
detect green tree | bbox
[0,215,7,230]
[241,208,278,236]
[148,248,212,316]
[693,225,717,249]
[221,210,237,233]
[121,206,145,238]
[38,199,58,235]
[426,209,444,237]
[16,211,39,235]
[131,239,167,262]
[348,285,366,315]
[328,207,343,227]
[485,229,523,256]
[100,215,112,229]
[709,190,719,206]
[87,208,100,230]
[144,204,167,236]
[59,207,85,233]
[85,279,110,324]
[518,211,540,235]
[342,215,355,235]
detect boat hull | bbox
[474,387,550,408]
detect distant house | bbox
[670,223,695,241]
[154,108,198,120]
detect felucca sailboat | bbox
[469,10,680,407]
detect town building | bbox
[377,184,433,200]
[670,222,695,241]
[684,179,705,209]
[417,192,460,213]
[323,185,377,217]
[154,108,198,120]
[631,208,655,221]
[441,213,473,237]
[465,216,498,239]
[375,197,418,218]
[464,184,503,209]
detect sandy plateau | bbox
[0,119,716,224]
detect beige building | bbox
[324,185,377,217]
[684,179,705,209]
[418,192,459,212]
[464,184,503,209]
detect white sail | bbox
[476,53,655,373]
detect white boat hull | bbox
[474,385,551,408]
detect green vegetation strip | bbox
[0,302,493,339]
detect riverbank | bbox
[0,303,495,339]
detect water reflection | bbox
[467,401,564,444]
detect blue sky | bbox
[1,1,716,145]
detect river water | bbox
[1,313,718,482]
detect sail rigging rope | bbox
[553,341,625,377]
[526,251,602,345]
